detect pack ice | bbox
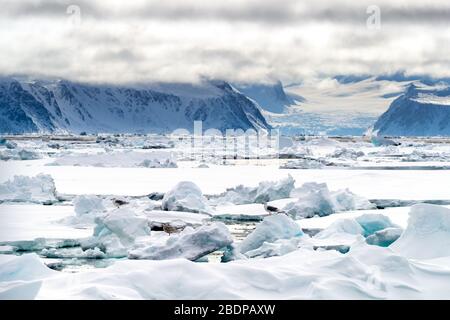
[211,175,295,205]
[162,181,212,214]
[391,204,450,259]
[129,222,233,261]
[0,174,58,204]
[239,214,303,254]
[281,182,375,218]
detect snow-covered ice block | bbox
[0,253,55,283]
[284,182,334,218]
[0,149,41,161]
[366,227,403,247]
[162,181,212,214]
[315,218,364,239]
[371,136,400,146]
[73,195,105,217]
[144,210,209,228]
[212,203,268,221]
[355,214,398,237]
[391,204,450,259]
[211,175,295,205]
[332,189,375,212]
[283,182,375,219]
[128,222,233,261]
[280,158,325,169]
[0,174,57,204]
[221,244,248,262]
[239,214,303,254]
[0,139,17,149]
[244,238,302,258]
[329,147,364,160]
[139,158,177,168]
[40,247,106,259]
[82,208,151,257]
[311,218,365,247]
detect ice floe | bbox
[81,208,152,258]
[0,174,58,204]
[129,222,233,261]
[73,195,106,217]
[239,214,303,254]
[0,149,42,161]
[162,181,212,214]
[49,150,177,168]
[210,175,295,205]
[281,182,375,219]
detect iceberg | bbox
[283,182,374,219]
[162,181,212,214]
[128,222,233,261]
[81,208,152,258]
[0,149,41,161]
[0,174,58,204]
[73,195,106,217]
[239,214,303,254]
[211,175,295,205]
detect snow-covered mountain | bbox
[234,81,302,114]
[0,78,270,134]
[372,84,450,137]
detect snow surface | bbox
[0,204,91,242]
[2,239,450,299]
[391,204,450,259]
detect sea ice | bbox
[329,147,364,160]
[73,195,106,216]
[239,214,303,254]
[211,175,295,205]
[283,182,374,219]
[128,222,233,261]
[0,174,58,204]
[365,228,403,247]
[355,214,398,237]
[391,204,450,259]
[49,150,177,168]
[315,218,364,239]
[81,208,152,258]
[0,149,41,161]
[162,181,212,214]
[139,158,177,168]
[244,238,302,258]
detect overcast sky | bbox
[1,0,449,84]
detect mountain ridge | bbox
[0,78,271,134]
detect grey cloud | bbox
[0,0,450,83]
[2,0,450,25]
